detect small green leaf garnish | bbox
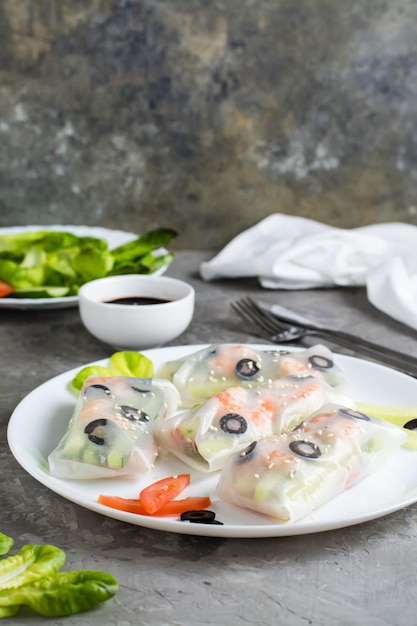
[70,351,155,394]
[70,365,117,393]
[109,351,154,378]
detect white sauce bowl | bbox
[78,274,195,349]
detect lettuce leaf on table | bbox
[0,531,118,619]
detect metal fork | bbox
[232,297,417,377]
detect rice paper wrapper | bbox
[216,403,407,522]
[154,378,355,472]
[156,343,351,409]
[48,376,180,479]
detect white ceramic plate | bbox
[0,225,167,310]
[7,344,417,538]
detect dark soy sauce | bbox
[104,296,172,306]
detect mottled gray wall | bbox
[1,0,417,249]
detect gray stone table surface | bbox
[2,250,417,626]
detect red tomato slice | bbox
[0,280,14,298]
[97,494,211,517]
[139,474,191,514]
[98,494,147,515]
[158,496,212,515]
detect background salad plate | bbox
[0,225,167,310]
[7,344,417,538]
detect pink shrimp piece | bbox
[77,399,111,422]
[78,400,136,431]
[302,410,337,432]
[209,345,260,379]
[248,397,277,428]
[265,448,298,467]
[216,386,248,407]
[291,381,322,400]
[278,357,314,377]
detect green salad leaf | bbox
[70,365,118,393]
[0,544,65,590]
[70,351,155,393]
[0,532,118,619]
[0,570,119,618]
[109,351,154,377]
[109,228,176,275]
[0,534,13,557]
[0,228,176,299]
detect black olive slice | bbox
[180,510,224,525]
[131,385,151,394]
[84,384,112,399]
[338,407,370,421]
[286,374,315,381]
[119,405,150,422]
[180,510,216,523]
[219,413,248,435]
[289,439,321,459]
[308,355,333,371]
[404,418,417,430]
[84,418,108,445]
[238,441,257,463]
[235,358,260,380]
[89,384,111,393]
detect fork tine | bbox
[230,301,270,335]
[242,299,417,375]
[232,299,282,336]
[231,301,272,341]
[237,298,291,333]
[231,301,279,336]
[232,300,274,335]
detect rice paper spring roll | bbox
[216,403,406,522]
[156,343,350,409]
[48,376,180,479]
[154,377,354,472]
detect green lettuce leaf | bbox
[109,351,154,377]
[70,351,155,393]
[0,570,118,618]
[0,228,176,299]
[0,544,65,590]
[0,532,118,619]
[0,534,13,557]
[70,365,118,393]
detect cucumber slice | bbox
[106,442,128,469]
[197,436,236,459]
[12,286,70,298]
[61,431,86,459]
[357,402,417,425]
[177,420,198,440]
[82,446,102,465]
[357,402,417,450]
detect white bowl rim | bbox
[78,274,195,308]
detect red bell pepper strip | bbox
[97,494,212,517]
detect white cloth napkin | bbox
[200,214,417,331]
